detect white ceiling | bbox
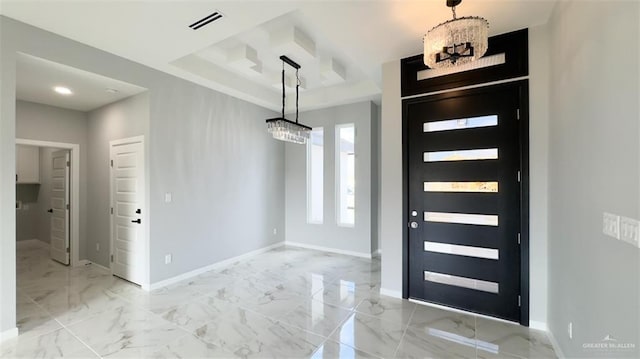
[16,53,147,112]
[1,0,557,112]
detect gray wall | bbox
[371,102,380,254]
[16,184,39,242]
[86,93,149,267]
[380,27,552,326]
[0,16,284,334]
[15,101,88,257]
[547,1,639,357]
[285,101,377,256]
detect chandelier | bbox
[423,0,489,69]
[265,56,312,145]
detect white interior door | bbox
[110,139,145,285]
[50,150,70,265]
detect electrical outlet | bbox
[620,216,639,247]
[273,228,277,235]
[165,254,172,264]
[96,243,100,252]
[568,322,573,339]
[164,193,172,203]
[603,212,620,239]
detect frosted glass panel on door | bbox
[424,212,498,226]
[424,241,499,260]
[424,271,499,293]
[307,128,324,224]
[424,181,498,193]
[423,115,498,132]
[424,148,498,162]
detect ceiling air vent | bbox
[189,11,223,30]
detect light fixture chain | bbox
[295,68,300,123]
[281,61,285,118]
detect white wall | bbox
[285,101,378,257]
[0,16,284,334]
[15,101,88,257]
[87,93,149,267]
[380,28,551,325]
[547,1,639,356]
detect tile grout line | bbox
[57,320,103,358]
[392,302,418,358]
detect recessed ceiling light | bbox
[105,88,119,94]
[54,86,73,95]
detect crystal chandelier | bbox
[423,0,489,69]
[266,56,312,145]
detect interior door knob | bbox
[131,219,141,224]
[47,209,53,213]
[410,221,419,229]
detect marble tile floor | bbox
[3,240,557,358]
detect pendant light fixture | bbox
[423,0,489,68]
[265,56,312,145]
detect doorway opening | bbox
[15,140,80,266]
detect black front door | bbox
[404,81,527,323]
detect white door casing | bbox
[110,138,145,285]
[50,150,70,265]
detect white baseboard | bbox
[144,241,285,291]
[0,327,18,342]
[380,288,402,298]
[529,320,548,332]
[286,241,372,259]
[547,327,566,358]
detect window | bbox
[307,128,324,223]
[336,124,355,226]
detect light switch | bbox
[164,193,172,203]
[620,216,639,247]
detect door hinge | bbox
[66,204,70,210]
[110,159,113,167]
[517,232,521,245]
[518,295,522,307]
[517,171,521,182]
[110,207,113,215]
[111,254,114,262]
[66,247,70,253]
[516,108,520,120]
[66,161,70,167]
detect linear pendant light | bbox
[265,56,312,145]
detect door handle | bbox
[409,221,418,229]
[131,219,141,224]
[47,209,53,213]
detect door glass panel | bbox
[424,241,499,260]
[424,148,498,162]
[424,271,499,293]
[423,115,498,132]
[424,181,498,193]
[424,211,498,226]
[336,124,355,226]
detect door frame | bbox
[15,138,80,267]
[401,80,530,326]
[109,135,150,288]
